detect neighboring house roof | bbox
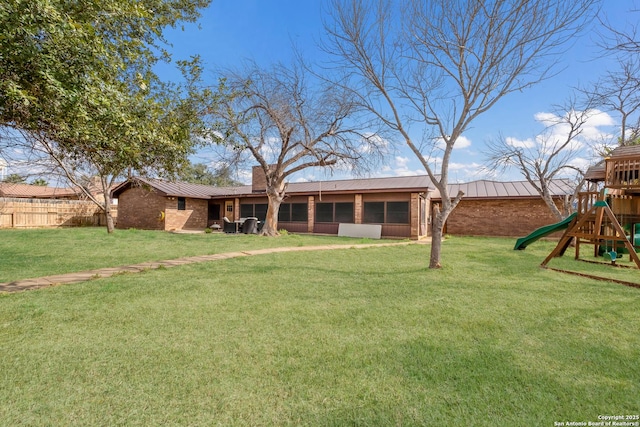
[0,183,80,199]
[440,179,574,200]
[81,179,123,197]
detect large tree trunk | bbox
[102,185,115,234]
[429,190,463,268]
[105,208,115,233]
[430,205,446,268]
[260,180,285,236]
[261,195,282,236]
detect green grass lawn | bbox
[0,227,401,283]
[1,234,639,425]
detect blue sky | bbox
[158,0,635,184]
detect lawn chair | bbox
[242,217,258,234]
[223,217,238,233]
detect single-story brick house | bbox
[438,180,574,236]
[111,168,432,239]
[111,167,573,239]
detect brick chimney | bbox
[252,165,268,193]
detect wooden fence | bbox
[0,198,117,229]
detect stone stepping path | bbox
[0,241,424,293]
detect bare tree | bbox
[597,1,640,54]
[580,57,640,149]
[323,0,597,268]
[212,61,383,236]
[485,103,597,220]
[586,4,640,149]
[12,131,121,232]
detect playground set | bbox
[515,146,640,280]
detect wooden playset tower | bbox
[542,146,640,268]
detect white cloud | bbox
[533,111,557,126]
[436,135,472,150]
[580,110,616,142]
[533,109,615,145]
[425,155,443,172]
[395,156,410,168]
[236,168,252,184]
[583,109,615,127]
[536,134,585,156]
[449,162,481,171]
[506,137,536,148]
[374,156,424,177]
[454,135,472,149]
[362,132,389,148]
[502,109,616,162]
[567,157,591,171]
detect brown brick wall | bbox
[445,198,564,237]
[117,187,209,231]
[116,187,165,230]
[165,198,208,230]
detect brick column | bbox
[354,194,362,224]
[307,196,315,233]
[410,192,420,240]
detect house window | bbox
[363,202,384,223]
[208,204,221,221]
[335,203,354,223]
[291,203,308,222]
[240,204,254,218]
[387,202,409,224]
[315,203,334,223]
[316,202,354,223]
[277,203,308,222]
[255,204,268,221]
[240,203,269,221]
[177,197,186,211]
[278,204,291,222]
[363,201,410,224]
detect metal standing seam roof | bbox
[113,175,434,199]
[113,176,574,200]
[111,177,252,199]
[282,175,432,194]
[446,179,574,199]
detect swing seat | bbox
[603,250,618,262]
